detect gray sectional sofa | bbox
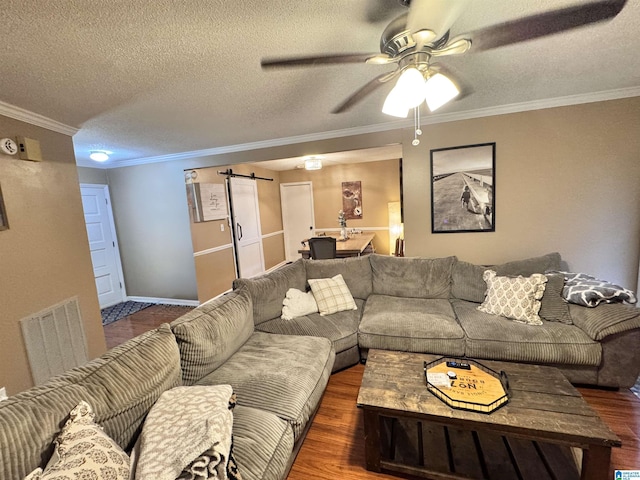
[0,287,334,480]
[235,253,640,389]
[2,252,638,480]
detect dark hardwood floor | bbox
[104,309,640,478]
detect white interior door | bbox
[80,185,126,308]
[229,177,265,278]
[281,182,315,262]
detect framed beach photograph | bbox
[430,143,495,233]
[0,183,8,231]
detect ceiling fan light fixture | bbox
[304,156,323,170]
[89,150,111,162]
[395,67,427,109]
[424,73,460,112]
[382,86,410,118]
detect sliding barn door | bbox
[229,177,265,278]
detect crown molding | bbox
[0,100,78,136]
[80,86,640,170]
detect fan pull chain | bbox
[412,105,423,146]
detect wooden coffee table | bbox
[357,349,621,480]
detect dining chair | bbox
[308,237,337,260]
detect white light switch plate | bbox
[0,387,7,401]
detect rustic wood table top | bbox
[298,232,375,256]
[357,349,621,448]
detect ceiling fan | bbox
[261,0,627,117]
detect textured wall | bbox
[403,97,640,290]
[0,116,106,395]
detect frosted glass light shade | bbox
[424,73,460,112]
[304,157,322,170]
[395,67,427,109]
[382,86,410,118]
[89,150,110,162]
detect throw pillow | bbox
[539,272,572,324]
[281,288,318,320]
[478,270,548,325]
[553,271,638,307]
[23,401,130,480]
[134,385,238,480]
[308,274,358,316]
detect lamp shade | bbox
[424,73,460,112]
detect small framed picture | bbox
[430,143,495,233]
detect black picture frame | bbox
[0,183,8,231]
[430,143,495,233]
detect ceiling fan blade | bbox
[261,53,385,69]
[332,69,400,114]
[430,37,472,57]
[406,0,471,39]
[469,0,627,53]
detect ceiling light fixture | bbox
[89,150,111,162]
[304,156,323,170]
[382,66,460,146]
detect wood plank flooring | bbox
[103,309,640,479]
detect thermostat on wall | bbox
[0,138,18,156]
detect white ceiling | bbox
[1,0,639,169]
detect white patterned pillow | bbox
[308,274,357,316]
[281,288,318,320]
[24,401,130,480]
[478,270,548,325]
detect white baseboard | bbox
[127,296,200,307]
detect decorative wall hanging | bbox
[430,143,495,233]
[342,181,363,220]
[0,183,8,230]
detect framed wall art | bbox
[342,181,363,219]
[430,143,495,233]
[0,183,8,231]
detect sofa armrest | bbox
[569,303,640,341]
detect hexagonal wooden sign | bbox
[424,357,509,414]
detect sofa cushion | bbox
[569,303,640,341]
[196,331,334,441]
[358,295,465,355]
[452,299,601,366]
[171,288,254,385]
[233,260,307,325]
[477,270,547,325]
[0,325,181,480]
[451,252,561,303]
[232,405,294,480]
[308,274,357,315]
[370,255,456,299]
[257,298,364,355]
[55,324,182,450]
[304,256,373,300]
[539,272,572,324]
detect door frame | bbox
[280,181,316,262]
[80,183,127,305]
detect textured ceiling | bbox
[1,0,639,168]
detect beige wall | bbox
[403,97,640,289]
[0,116,106,395]
[101,98,639,304]
[77,166,108,185]
[187,163,285,303]
[280,159,401,255]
